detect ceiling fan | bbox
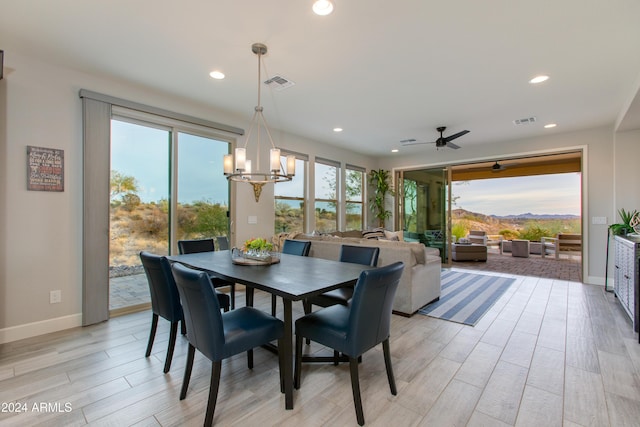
[492,161,507,171]
[400,126,470,150]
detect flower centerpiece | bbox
[242,237,274,262]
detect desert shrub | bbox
[498,229,519,240]
[518,223,552,241]
[451,221,469,240]
[122,193,141,211]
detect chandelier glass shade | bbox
[224,43,295,202]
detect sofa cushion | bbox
[362,228,385,239]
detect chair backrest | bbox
[339,244,380,267]
[281,239,311,256]
[139,251,183,322]
[178,238,215,254]
[171,262,225,361]
[346,262,404,356]
[216,236,230,251]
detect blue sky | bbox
[452,173,581,216]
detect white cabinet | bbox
[614,235,639,336]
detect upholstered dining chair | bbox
[294,261,404,426]
[272,239,312,315]
[303,244,379,314]
[178,238,236,309]
[139,251,187,373]
[216,235,230,251]
[171,262,285,426]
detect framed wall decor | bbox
[27,145,64,191]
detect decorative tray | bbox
[230,250,281,265]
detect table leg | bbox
[246,286,254,307]
[282,298,294,409]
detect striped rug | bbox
[418,270,515,326]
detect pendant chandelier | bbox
[223,43,295,202]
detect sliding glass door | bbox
[109,118,230,313]
[397,167,452,264]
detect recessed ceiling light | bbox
[209,70,225,80]
[391,149,399,153]
[313,0,334,15]
[333,127,343,132]
[529,75,549,84]
[544,123,557,128]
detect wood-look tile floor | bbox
[1,269,639,426]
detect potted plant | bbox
[609,208,638,236]
[369,169,395,228]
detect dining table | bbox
[166,250,374,410]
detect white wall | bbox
[0,51,375,343]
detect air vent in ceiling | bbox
[513,117,537,125]
[264,75,295,91]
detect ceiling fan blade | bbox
[400,138,428,146]
[446,141,461,149]
[443,130,470,143]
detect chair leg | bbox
[204,360,222,427]
[302,301,312,345]
[333,350,340,366]
[382,338,397,395]
[303,300,312,315]
[230,283,236,310]
[145,313,159,357]
[294,334,303,389]
[163,321,179,373]
[349,357,365,426]
[180,344,196,400]
[180,318,186,335]
[271,295,277,316]
[247,349,254,369]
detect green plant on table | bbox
[243,237,273,252]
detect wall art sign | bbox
[27,145,64,191]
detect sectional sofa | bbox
[272,231,442,316]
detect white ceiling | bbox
[2,0,640,156]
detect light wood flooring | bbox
[1,268,639,426]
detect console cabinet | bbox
[614,235,640,337]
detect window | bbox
[109,115,231,312]
[314,158,339,233]
[275,153,307,234]
[345,165,365,230]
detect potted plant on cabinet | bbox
[609,208,638,236]
[369,169,395,228]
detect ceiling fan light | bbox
[313,0,334,15]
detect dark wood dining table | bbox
[166,250,374,409]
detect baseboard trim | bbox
[0,313,83,344]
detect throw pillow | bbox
[362,227,385,239]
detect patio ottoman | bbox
[511,239,530,258]
[452,243,487,262]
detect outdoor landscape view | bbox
[109,170,581,272]
[448,173,581,241]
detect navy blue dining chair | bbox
[216,235,230,251]
[303,244,379,314]
[294,261,404,426]
[139,251,187,373]
[178,238,236,309]
[171,262,285,426]
[272,239,312,315]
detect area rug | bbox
[418,270,515,326]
